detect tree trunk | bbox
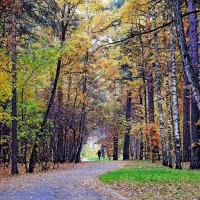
[29,4,68,172]
[165,70,173,168]
[75,136,83,163]
[123,92,132,160]
[188,0,200,169]
[74,55,88,163]
[122,65,132,160]
[162,1,173,167]
[147,63,155,124]
[173,0,200,111]
[139,30,147,160]
[11,2,19,175]
[169,0,182,169]
[140,132,144,160]
[113,132,118,160]
[183,72,191,162]
[28,143,37,173]
[152,4,168,166]
[57,87,64,163]
[139,34,148,126]
[29,57,62,173]
[146,61,157,162]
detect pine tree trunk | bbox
[74,55,88,163]
[146,62,156,162]
[147,63,154,124]
[122,65,132,160]
[173,0,200,111]
[139,27,148,160]
[169,0,182,169]
[113,133,118,160]
[152,4,168,166]
[183,72,191,162]
[123,93,131,160]
[11,2,19,175]
[188,0,200,169]
[57,87,64,163]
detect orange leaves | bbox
[96,58,118,70]
[120,0,149,24]
[143,123,161,147]
[143,124,156,135]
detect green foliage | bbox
[82,142,100,159]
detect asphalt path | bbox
[0,161,127,200]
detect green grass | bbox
[86,157,123,161]
[99,161,200,183]
[86,157,111,161]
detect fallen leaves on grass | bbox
[110,182,200,200]
[99,161,200,200]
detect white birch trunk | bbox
[169,0,182,169]
[152,4,168,166]
[162,0,173,168]
[173,0,200,111]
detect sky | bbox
[102,0,112,5]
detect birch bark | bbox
[169,0,182,169]
[173,0,200,111]
[162,0,173,168]
[152,4,167,166]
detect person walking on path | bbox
[101,146,105,161]
[97,150,101,161]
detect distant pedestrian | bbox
[101,146,105,160]
[97,150,101,161]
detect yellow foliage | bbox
[0,51,12,121]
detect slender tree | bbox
[182,1,192,162]
[162,0,173,168]
[169,0,182,169]
[11,1,19,175]
[113,131,118,160]
[75,64,87,163]
[147,62,154,125]
[29,1,82,172]
[173,0,200,111]
[188,0,200,169]
[122,64,132,160]
[152,4,168,166]
[183,72,191,162]
[57,86,64,163]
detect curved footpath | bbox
[0,161,128,200]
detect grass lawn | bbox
[99,161,200,200]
